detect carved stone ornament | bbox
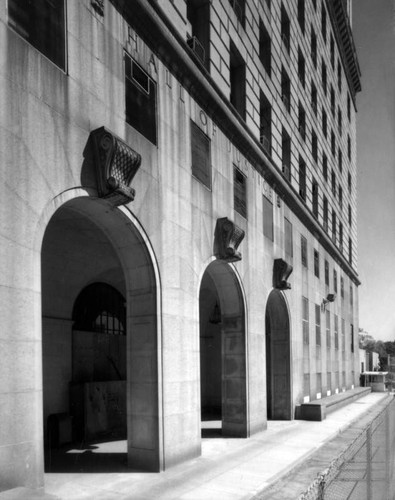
[90,127,141,206]
[214,217,245,262]
[91,0,104,16]
[273,258,293,290]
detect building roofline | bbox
[109,0,361,286]
[326,0,362,99]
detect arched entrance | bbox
[199,260,247,437]
[41,196,162,472]
[265,289,291,420]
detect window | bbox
[348,237,352,265]
[331,170,336,197]
[298,48,306,88]
[312,178,319,217]
[299,102,306,141]
[303,296,309,344]
[322,109,327,138]
[338,148,343,173]
[8,0,66,70]
[281,67,291,112]
[285,218,293,258]
[281,4,291,53]
[230,42,246,119]
[326,310,331,349]
[299,156,307,200]
[298,0,305,34]
[73,283,126,335]
[347,135,351,161]
[315,304,321,345]
[350,324,354,353]
[323,153,328,181]
[263,195,274,240]
[350,284,354,307]
[325,259,329,286]
[311,82,318,115]
[333,269,338,293]
[332,210,337,243]
[125,55,157,144]
[340,276,344,299]
[348,204,352,225]
[311,28,317,68]
[260,92,272,153]
[187,0,210,69]
[301,235,308,267]
[321,4,327,43]
[337,59,342,92]
[323,196,328,231]
[330,86,335,116]
[338,107,342,136]
[234,166,247,218]
[331,129,336,156]
[339,186,343,211]
[321,59,327,95]
[229,0,245,26]
[330,33,335,69]
[312,132,318,163]
[191,121,211,188]
[339,222,343,251]
[348,172,352,193]
[314,249,320,278]
[259,20,271,76]
[282,128,291,180]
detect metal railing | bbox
[298,396,395,500]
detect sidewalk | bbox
[3,392,391,500]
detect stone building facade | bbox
[0,0,361,491]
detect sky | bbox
[353,0,395,341]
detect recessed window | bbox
[348,172,352,193]
[298,48,306,88]
[315,304,321,345]
[350,323,354,353]
[338,107,342,136]
[325,259,329,286]
[322,109,327,138]
[338,148,343,173]
[347,93,351,121]
[347,135,351,161]
[230,42,246,119]
[321,59,327,95]
[340,276,344,299]
[299,102,306,141]
[282,128,291,180]
[281,4,291,53]
[301,235,308,267]
[311,81,318,116]
[260,92,272,153]
[333,269,338,293]
[284,217,293,259]
[348,204,352,225]
[262,196,274,241]
[312,179,319,218]
[186,0,210,69]
[229,0,245,27]
[339,186,343,211]
[321,4,327,43]
[191,120,211,188]
[8,0,66,70]
[330,86,335,116]
[332,210,337,243]
[337,60,342,92]
[330,33,335,69]
[331,129,336,156]
[323,196,328,232]
[331,170,336,198]
[263,195,274,241]
[314,249,320,278]
[299,156,307,201]
[312,132,318,163]
[326,310,331,349]
[259,20,271,76]
[281,67,291,112]
[125,55,157,144]
[234,166,247,218]
[348,237,352,265]
[311,28,317,68]
[298,0,305,33]
[334,315,339,350]
[339,222,343,251]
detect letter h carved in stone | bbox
[214,217,245,262]
[89,127,141,206]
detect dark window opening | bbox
[333,269,338,293]
[186,0,210,69]
[311,82,318,115]
[299,102,306,141]
[321,59,327,95]
[326,310,331,349]
[332,210,337,244]
[338,148,343,173]
[298,48,306,88]
[348,135,351,161]
[234,166,247,218]
[229,0,245,27]
[282,128,291,180]
[311,28,317,68]
[230,42,246,119]
[325,259,329,286]
[312,179,319,218]
[8,0,66,69]
[260,92,272,154]
[191,120,211,188]
[298,0,305,34]
[338,107,342,136]
[315,304,321,345]
[303,297,309,344]
[312,132,318,163]
[259,20,271,76]
[331,129,336,156]
[321,5,327,43]
[323,196,328,232]
[281,67,291,112]
[330,33,335,69]
[301,235,308,267]
[337,60,342,92]
[125,54,157,144]
[323,153,328,182]
[73,283,126,335]
[281,4,291,53]
[330,86,335,116]
[299,156,306,200]
[322,109,327,138]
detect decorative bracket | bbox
[273,258,293,290]
[89,127,141,206]
[214,217,245,262]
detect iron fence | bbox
[298,396,395,500]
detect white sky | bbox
[353,0,395,341]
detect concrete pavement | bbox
[1,392,391,500]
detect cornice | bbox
[109,0,361,286]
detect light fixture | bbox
[322,293,336,310]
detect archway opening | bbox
[41,197,161,472]
[265,289,291,420]
[199,260,247,438]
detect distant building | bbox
[0,0,361,492]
